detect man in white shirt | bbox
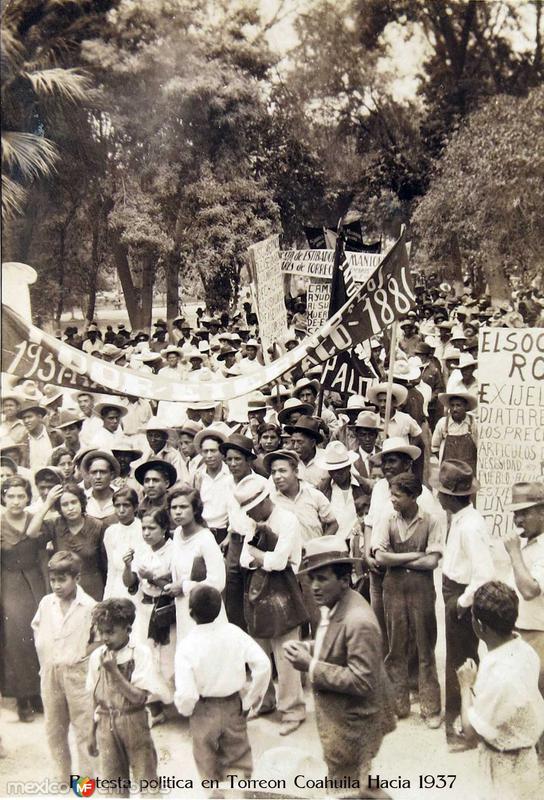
[365,437,446,649]
[235,477,307,737]
[158,345,184,379]
[446,352,478,396]
[437,459,494,751]
[193,424,232,544]
[139,417,188,483]
[174,585,270,781]
[90,400,127,449]
[504,482,544,693]
[81,450,119,523]
[75,392,103,449]
[367,382,422,444]
[284,415,329,492]
[17,402,53,470]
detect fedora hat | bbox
[298,535,361,574]
[177,420,203,437]
[217,346,237,361]
[233,475,270,512]
[277,398,313,425]
[263,448,300,474]
[438,392,478,412]
[134,458,177,487]
[292,378,319,399]
[506,482,544,512]
[110,436,143,460]
[414,342,433,355]
[436,459,479,496]
[284,415,323,444]
[370,436,421,465]
[194,422,231,451]
[317,441,357,471]
[42,385,64,405]
[54,410,84,430]
[81,449,121,478]
[450,327,466,342]
[219,434,256,460]
[95,400,128,418]
[367,382,408,407]
[336,395,369,415]
[354,411,383,430]
[154,319,167,328]
[0,455,17,472]
[16,402,48,419]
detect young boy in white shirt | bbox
[174,585,271,781]
[31,550,97,782]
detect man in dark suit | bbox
[284,537,395,786]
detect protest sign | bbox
[2,230,412,403]
[248,234,289,354]
[320,350,374,395]
[307,281,331,333]
[281,249,382,283]
[477,328,544,538]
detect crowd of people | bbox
[1,277,544,799]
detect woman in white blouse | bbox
[164,485,226,643]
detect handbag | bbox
[148,591,176,644]
[243,525,308,639]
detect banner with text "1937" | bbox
[303,227,414,369]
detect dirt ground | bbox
[0,572,494,800]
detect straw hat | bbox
[247,392,268,411]
[367,382,408,406]
[177,420,203,437]
[317,441,357,471]
[110,436,143,461]
[436,459,479,496]
[160,345,183,358]
[16,402,48,419]
[438,391,478,412]
[370,436,421,465]
[81,449,121,478]
[506,482,544,512]
[458,352,478,369]
[336,395,369,415]
[143,416,171,432]
[292,378,320,398]
[443,345,462,362]
[54,410,84,430]
[95,400,128,418]
[393,360,420,382]
[277,398,313,424]
[298,536,361,574]
[193,422,231,451]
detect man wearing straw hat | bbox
[504,482,544,694]
[436,459,494,752]
[284,536,395,786]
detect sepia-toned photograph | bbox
[1,1,543,799]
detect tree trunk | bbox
[166,252,179,321]
[112,235,142,329]
[141,252,155,333]
[483,247,509,304]
[55,225,66,325]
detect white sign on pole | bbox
[248,234,288,354]
[281,250,382,283]
[307,281,331,334]
[477,327,544,538]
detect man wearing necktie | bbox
[284,537,396,788]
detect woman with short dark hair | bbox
[0,476,47,721]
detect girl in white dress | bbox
[122,507,175,726]
[164,485,226,644]
[103,487,143,599]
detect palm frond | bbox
[2,131,59,180]
[0,27,25,75]
[25,67,92,102]
[2,174,27,220]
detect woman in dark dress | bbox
[27,482,106,600]
[0,476,46,722]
